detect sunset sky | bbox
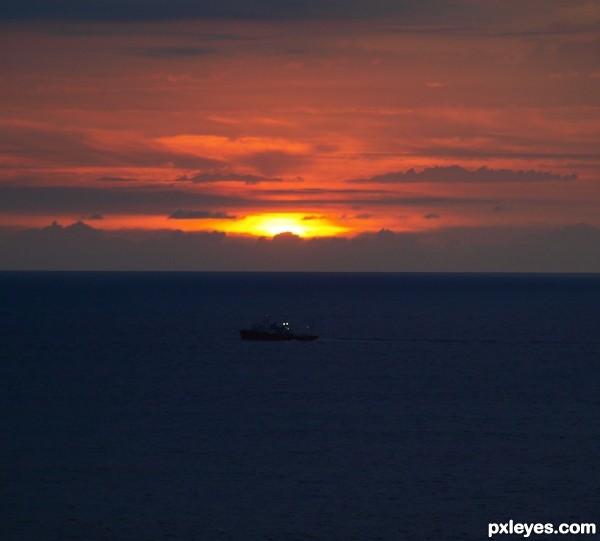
[1,0,599,271]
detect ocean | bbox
[1,272,599,540]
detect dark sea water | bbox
[1,272,599,541]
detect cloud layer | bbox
[0,1,548,22]
[1,0,597,31]
[347,166,578,184]
[1,221,599,273]
[168,209,236,220]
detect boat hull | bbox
[240,329,292,341]
[239,329,318,341]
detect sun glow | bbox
[228,213,348,237]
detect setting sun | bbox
[250,214,308,236]
[224,213,349,238]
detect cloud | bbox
[236,186,499,208]
[126,46,217,58]
[168,209,236,220]
[0,0,461,22]
[272,231,302,243]
[0,120,227,171]
[301,215,327,221]
[424,213,440,219]
[177,171,286,185]
[0,122,222,170]
[2,221,599,272]
[0,185,249,215]
[96,176,139,183]
[155,135,311,175]
[0,0,588,33]
[0,123,99,167]
[347,165,578,184]
[239,150,313,178]
[0,183,503,225]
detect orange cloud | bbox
[156,135,311,159]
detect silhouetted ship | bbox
[240,316,318,341]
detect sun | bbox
[225,213,348,237]
[251,215,308,236]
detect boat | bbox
[239,316,318,341]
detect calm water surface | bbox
[1,272,599,540]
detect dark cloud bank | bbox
[0,0,485,22]
[168,209,236,220]
[0,0,580,29]
[1,221,599,272]
[347,166,578,184]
